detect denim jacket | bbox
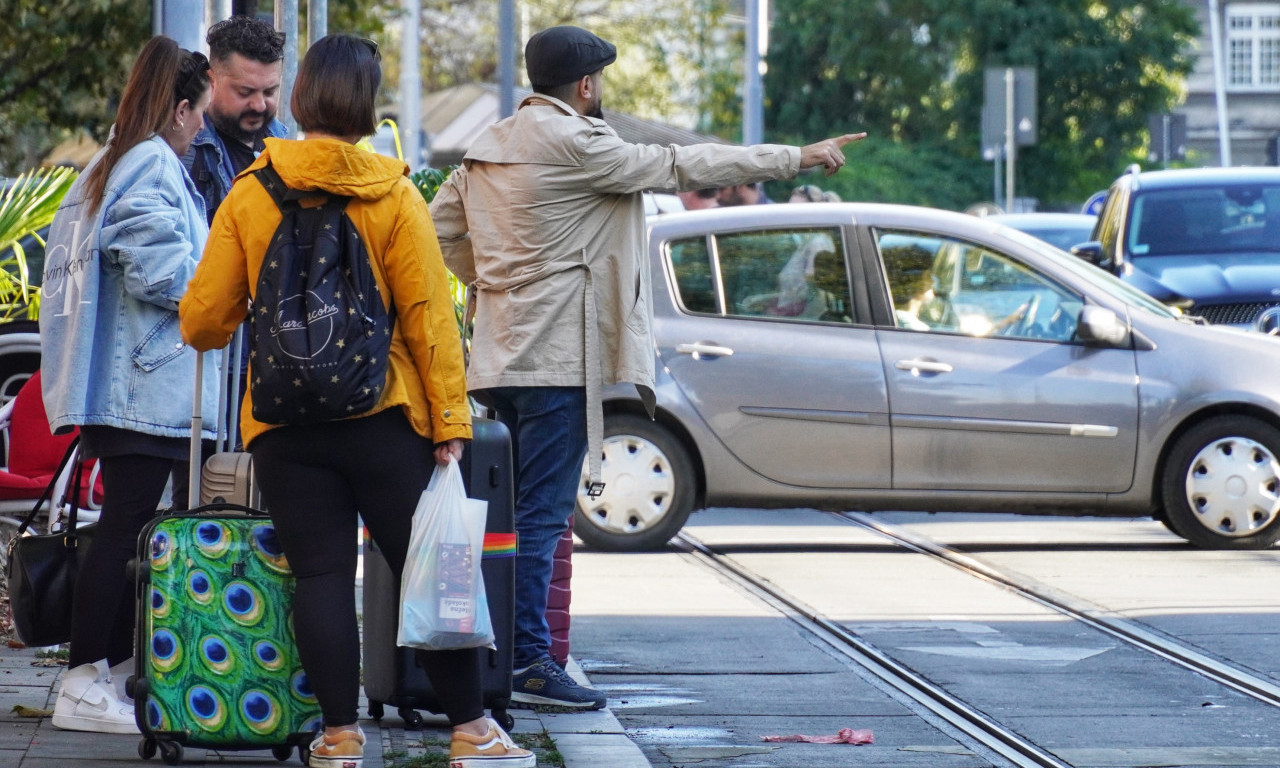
[40,135,220,438]
[184,116,288,224]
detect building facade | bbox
[1181,0,1280,166]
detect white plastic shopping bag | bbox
[397,457,495,650]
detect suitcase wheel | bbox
[492,709,515,732]
[272,745,293,762]
[298,743,310,766]
[398,707,424,729]
[159,740,183,765]
[367,700,385,720]
[138,738,157,761]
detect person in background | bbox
[789,184,825,203]
[180,14,288,459]
[179,35,534,768]
[429,23,864,712]
[40,36,216,734]
[822,190,843,202]
[677,188,719,210]
[717,180,773,206]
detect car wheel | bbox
[1161,415,1280,549]
[574,414,696,552]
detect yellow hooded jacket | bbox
[179,137,472,448]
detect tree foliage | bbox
[763,0,1198,209]
[391,0,735,129]
[0,0,150,174]
[0,166,77,321]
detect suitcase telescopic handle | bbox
[161,501,269,518]
[190,352,205,509]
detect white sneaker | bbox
[108,657,135,704]
[51,662,139,734]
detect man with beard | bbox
[186,15,288,225]
[429,24,865,711]
[181,16,287,460]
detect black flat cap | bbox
[525,26,617,89]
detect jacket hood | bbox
[246,137,408,201]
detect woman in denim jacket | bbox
[38,36,216,735]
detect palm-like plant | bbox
[0,166,78,322]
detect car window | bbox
[876,229,1082,342]
[1129,184,1280,256]
[1002,226,1177,318]
[667,236,719,313]
[1095,185,1123,263]
[665,227,855,324]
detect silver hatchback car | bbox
[575,203,1280,552]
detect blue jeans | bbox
[480,386,587,669]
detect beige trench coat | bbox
[429,95,800,482]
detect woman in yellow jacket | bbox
[179,35,533,768]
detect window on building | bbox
[1227,3,1280,89]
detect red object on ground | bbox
[546,516,574,666]
[761,728,875,745]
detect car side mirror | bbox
[1070,242,1112,271]
[1076,305,1130,347]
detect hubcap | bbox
[1184,435,1280,537]
[578,434,675,536]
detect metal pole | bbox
[308,0,326,45]
[1208,0,1232,166]
[276,0,299,134]
[1162,114,1172,169]
[157,0,203,49]
[400,0,422,169]
[210,0,231,27]
[499,0,516,119]
[1004,68,1015,212]
[743,0,765,145]
[994,148,1003,211]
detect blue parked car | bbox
[1073,166,1280,329]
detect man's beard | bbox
[586,96,604,120]
[210,108,273,145]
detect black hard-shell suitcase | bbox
[130,350,318,764]
[361,417,517,731]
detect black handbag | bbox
[4,437,96,647]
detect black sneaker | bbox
[511,657,606,710]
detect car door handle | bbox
[676,342,735,359]
[895,359,953,374]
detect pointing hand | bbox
[799,132,868,177]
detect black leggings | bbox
[70,453,173,668]
[250,408,484,727]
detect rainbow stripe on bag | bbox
[482,533,517,559]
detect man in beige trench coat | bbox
[429,24,865,711]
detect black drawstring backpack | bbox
[248,164,393,425]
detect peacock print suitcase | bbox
[130,506,321,763]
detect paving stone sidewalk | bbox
[0,642,647,768]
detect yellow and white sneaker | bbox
[307,725,365,768]
[449,718,536,767]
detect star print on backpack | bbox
[249,164,393,426]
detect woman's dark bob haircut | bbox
[292,34,381,138]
